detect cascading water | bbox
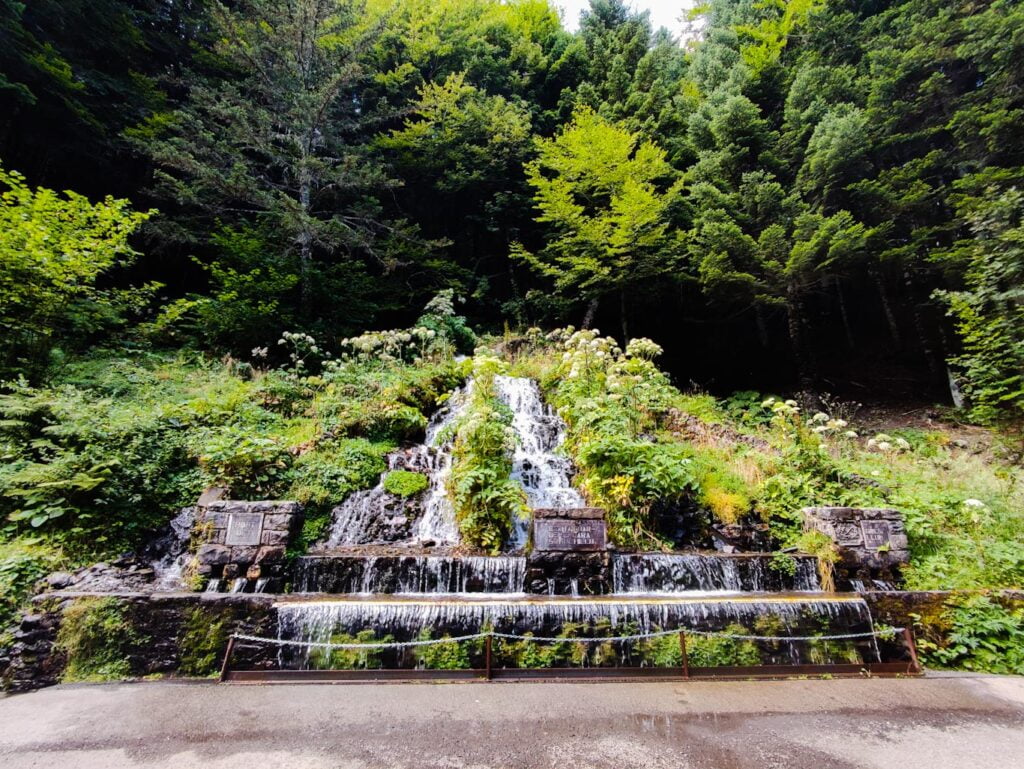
[323,384,471,547]
[494,376,585,548]
[294,555,526,595]
[274,593,879,667]
[612,554,821,593]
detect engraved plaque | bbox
[861,520,892,549]
[833,522,863,546]
[225,512,263,546]
[534,518,606,551]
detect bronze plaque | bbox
[225,512,263,546]
[861,520,892,549]
[832,522,863,546]
[534,518,606,551]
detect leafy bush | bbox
[449,354,527,552]
[307,630,394,670]
[0,541,62,640]
[919,595,1024,675]
[413,630,476,670]
[0,165,154,380]
[383,470,429,498]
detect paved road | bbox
[1,675,1023,768]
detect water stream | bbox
[323,384,471,547]
[494,376,584,548]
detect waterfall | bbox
[612,554,821,593]
[494,376,585,548]
[293,555,527,595]
[324,384,470,547]
[275,593,877,667]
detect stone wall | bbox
[2,594,279,693]
[195,501,302,590]
[526,508,611,595]
[803,507,909,586]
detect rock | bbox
[45,572,73,589]
[197,486,230,506]
[196,544,232,566]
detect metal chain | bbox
[233,626,902,650]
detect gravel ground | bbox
[1,674,1022,768]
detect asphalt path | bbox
[1,674,1023,768]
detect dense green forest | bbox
[1,0,1023,670]
[1,0,1020,407]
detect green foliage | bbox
[938,190,1024,433]
[0,541,62,640]
[513,107,685,314]
[55,597,142,682]
[307,630,394,670]
[178,606,231,677]
[449,354,527,552]
[383,470,429,498]
[920,595,1024,675]
[413,630,476,670]
[638,624,760,668]
[0,165,153,379]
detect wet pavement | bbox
[1,674,1022,768]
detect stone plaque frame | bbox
[533,518,606,552]
[225,512,264,546]
[861,520,893,550]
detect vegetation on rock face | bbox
[178,605,232,678]
[449,353,528,552]
[54,597,141,682]
[383,470,430,498]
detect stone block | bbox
[255,545,287,563]
[196,544,231,566]
[260,529,290,546]
[264,514,296,530]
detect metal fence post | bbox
[902,627,922,674]
[679,630,690,680]
[219,635,237,682]
[485,634,493,681]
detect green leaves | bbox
[0,165,153,379]
[515,107,684,304]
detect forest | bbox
[1,0,1023,673]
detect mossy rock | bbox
[383,470,429,498]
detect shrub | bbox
[383,470,429,498]
[921,595,1024,675]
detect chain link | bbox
[233,626,902,650]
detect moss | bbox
[178,605,232,677]
[382,470,429,498]
[55,597,142,683]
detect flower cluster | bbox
[866,433,911,454]
[277,331,330,374]
[338,326,438,364]
[808,412,858,438]
[625,337,663,360]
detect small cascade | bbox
[323,384,471,547]
[494,376,585,548]
[293,555,526,595]
[275,593,877,667]
[613,554,820,593]
[230,577,247,593]
[146,507,195,590]
[204,579,223,593]
[255,578,271,593]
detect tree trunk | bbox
[582,297,599,329]
[298,175,312,317]
[869,266,902,348]
[620,291,629,345]
[754,304,770,349]
[832,275,856,350]
[903,262,945,381]
[786,281,818,392]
